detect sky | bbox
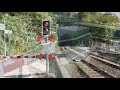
[101,12,120,18]
[111,12,120,18]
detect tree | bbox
[0,12,58,55]
[82,12,119,25]
[81,12,120,44]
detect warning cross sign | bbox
[37,27,55,60]
[39,42,55,60]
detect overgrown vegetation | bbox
[0,12,120,54]
[0,12,58,55]
[55,12,120,45]
[82,12,120,44]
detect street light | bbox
[4,14,8,57]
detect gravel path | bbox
[63,60,87,78]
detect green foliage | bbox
[0,12,58,55]
[81,12,120,44]
[82,12,119,25]
[53,12,79,26]
[90,27,114,44]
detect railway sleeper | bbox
[81,60,115,78]
[84,56,120,78]
[75,61,105,78]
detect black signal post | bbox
[42,20,51,36]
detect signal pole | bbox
[45,36,49,76]
[42,20,51,76]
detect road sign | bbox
[48,34,54,41]
[42,43,55,54]
[38,42,55,60]
[0,23,5,30]
[39,54,44,60]
[5,30,12,35]
[48,43,55,53]
[48,54,54,61]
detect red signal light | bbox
[42,20,51,35]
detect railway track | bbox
[60,47,85,78]
[63,46,120,78]
[92,50,120,64]
[85,53,120,78]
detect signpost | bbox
[0,23,12,57]
[5,30,12,35]
[0,23,5,30]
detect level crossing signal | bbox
[42,20,51,36]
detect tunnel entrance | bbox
[59,33,73,46]
[57,26,91,46]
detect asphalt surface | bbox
[0,59,46,78]
[0,46,90,78]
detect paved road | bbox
[0,46,90,78]
[0,59,46,78]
